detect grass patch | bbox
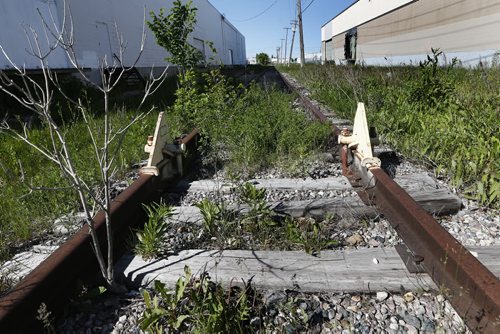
[141,266,258,333]
[0,107,158,260]
[279,53,499,207]
[166,68,332,177]
[190,183,340,255]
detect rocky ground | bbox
[2,78,498,333]
[57,286,468,333]
[52,154,498,333]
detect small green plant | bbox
[36,303,55,334]
[141,267,191,332]
[286,218,339,255]
[239,182,270,217]
[195,198,224,237]
[240,182,266,204]
[135,202,173,260]
[140,266,255,333]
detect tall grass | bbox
[0,68,332,260]
[167,68,332,176]
[0,109,157,260]
[280,54,499,207]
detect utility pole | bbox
[276,47,280,64]
[289,20,297,64]
[280,38,285,64]
[297,0,305,67]
[283,27,290,64]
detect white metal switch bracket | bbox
[338,102,381,169]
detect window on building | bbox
[344,28,357,64]
[193,38,206,64]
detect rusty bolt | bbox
[341,127,351,136]
[414,255,424,265]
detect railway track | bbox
[0,68,498,333]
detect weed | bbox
[36,303,55,334]
[140,266,256,333]
[279,52,500,207]
[286,217,339,256]
[239,182,271,218]
[135,202,173,260]
[196,198,225,237]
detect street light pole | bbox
[280,38,285,64]
[283,27,290,64]
[289,20,297,64]
[297,0,305,66]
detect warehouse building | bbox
[321,0,500,66]
[0,0,246,71]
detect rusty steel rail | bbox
[370,167,500,333]
[0,129,199,333]
[278,70,500,333]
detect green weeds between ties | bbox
[135,203,174,260]
[140,266,256,333]
[196,183,338,255]
[280,50,499,207]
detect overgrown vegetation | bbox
[135,202,174,260]
[192,183,339,254]
[0,109,157,261]
[140,266,257,333]
[280,51,500,207]
[0,0,330,265]
[166,68,331,176]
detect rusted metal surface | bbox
[278,69,500,333]
[0,128,199,332]
[179,128,199,145]
[0,173,160,332]
[369,167,500,333]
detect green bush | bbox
[135,203,173,260]
[279,54,499,207]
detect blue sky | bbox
[208,0,355,59]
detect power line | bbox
[302,0,318,14]
[232,0,279,22]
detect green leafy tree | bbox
[256,52,270,65]
[148,0,202,71]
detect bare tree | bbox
[0,1,168,291]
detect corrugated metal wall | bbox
[0,0,246,70]
[321,0,500,65]
[357,0,500,65]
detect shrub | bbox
[256,53,270,65]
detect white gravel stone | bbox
[376,291,389,302]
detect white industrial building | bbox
[0,0,246,71]
[321,0,500,66]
